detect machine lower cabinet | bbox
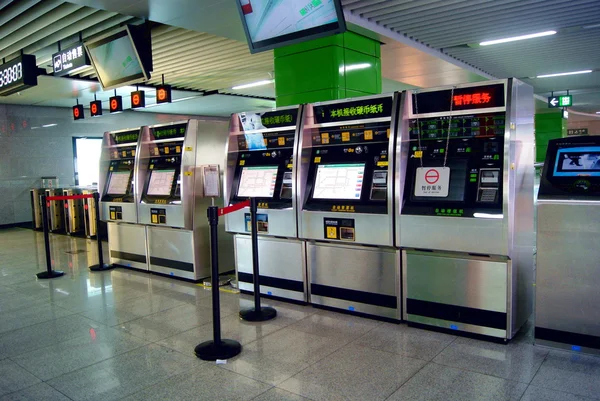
[308,242,400,320]
[536,202,600,353]
[107,222,148,270]
[235,235,307,302]
[403,250,511,339]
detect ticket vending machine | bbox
[224,106,306,302]
[99,128,147,270]
[298,94,400,320]
[138,120,232,281]
[536,136,600,353]
[397,79,534,340]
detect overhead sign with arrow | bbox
[548,95,572,108]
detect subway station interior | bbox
[1,0,600,400]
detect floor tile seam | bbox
[3,324,142,362]
[381,360,434,401]
[0,380,74,401]
[517,384,532,401]
[248,385,278,401]
[6,356,45,383]
[429,359,533,384]
[0,310,79,338]
[100,299,192,325]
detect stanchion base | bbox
[89,264,114,272]
[239,306,277,322]
[194,339,242,361]
[36,270,65,279]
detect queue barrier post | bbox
[88,192,113,272]
[194,205,242,361]
[35,194,65,279]
[239,197,277,322]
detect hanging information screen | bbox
[107,171,131,195]
[147,169,176,196]
[237,166,278,198]
[313,163,365,200]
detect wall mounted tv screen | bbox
[237,0,346,53]
[85,24,152,90]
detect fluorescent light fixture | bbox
[42,123,58,128]
[537,70,592,78]
[473,213,504,219]
[339,63,371,73]
[480,30,556,46]
[596,111,600,114]
[232,80,274,90]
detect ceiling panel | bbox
[344,0,600,111]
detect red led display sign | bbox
[156,85,171,104]
[90,100,102,117]
[131,90,145,108]
[72,104,84,120]
[109,95,123,113]
[412,84,505,115]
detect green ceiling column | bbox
[274,31,381,107]
[535,112,567,163]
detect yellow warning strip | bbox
[196,283,240,294]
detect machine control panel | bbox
[150,208,167,224]
[323,217,355,241]
[102,129,139,204]
[108,205,123,220]
[229,108,299,209]
[539,136,600,198]
[402,111,506,218]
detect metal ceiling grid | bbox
[0,0,273,96]
[343,0,600,111]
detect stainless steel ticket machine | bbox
[397,79,535,340]
[536,136,600,353]
[298,94,401,320]
[137,119,233,281]
[99,128,147,270]
[224,106,306,302]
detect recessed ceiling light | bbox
[480,30,556,46]
[536,70,593,78]
[232,80,274,90]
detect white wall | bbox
[0,104,226,225]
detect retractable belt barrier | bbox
[194,198,277,361]
[37,192,112,280]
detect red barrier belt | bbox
[46,194,94,201]
[218,199,250,216]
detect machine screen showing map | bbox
[147,169,176,196]
[554,147,600,177]
[313,163,364,200]
[237,166,278,198]
[107,171,131,195]
[240,0,339,43]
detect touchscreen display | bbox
[107,171,131,195]
[147,169,176,196]
[237,166,278,198]
[313,163,365,200]
[554,147,600,177]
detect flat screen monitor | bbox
[85,25,152,90]
[554,147,600,177]
[237,166,278,198]
[107,171,131,195]
[313,163,365,200]
[237,0,346,53]
[147,169,176,196]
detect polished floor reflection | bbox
[1,228,599,400]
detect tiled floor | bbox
[1,228,599,400]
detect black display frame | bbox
[85,24,152,90]
[236,0,346,54]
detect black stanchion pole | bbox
[239,197,277,322]
[36,195,65,279]
[195,205,241,361]
[89,192,113,272]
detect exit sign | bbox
[548,95,572,108]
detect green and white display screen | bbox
[237,166,278,198]
[313,163,365,200]
[238,0,345,53]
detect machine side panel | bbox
[536,202,600,337]
[107,222,148,270]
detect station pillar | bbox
[274,32,381,107]
[534,111,567,163]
